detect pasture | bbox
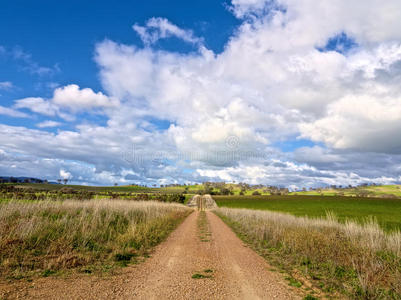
[213,195,401,231]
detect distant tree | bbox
[220,187,231,195]
[114,182,118,186]
[204,185,213,195]
[57,179,62,184]
[63,178,68,185]
[252,191,261,196]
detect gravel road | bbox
[0,210,301,299]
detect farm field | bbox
[213,195,401,231]
[290,184,401,197]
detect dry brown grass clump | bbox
[0,199,191,279]
[215,207,401,299]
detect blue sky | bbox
[0,0,243,135]
[0,0,238,97]
[1,0,401,187]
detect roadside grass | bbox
[213,195,401,231]
[215,207,401,299]
[0,199,191,279]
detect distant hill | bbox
[0,176,48,184]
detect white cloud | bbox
[299,94,401,153]
[0,105,28,118]
[52,84,119,111]
[13,84,117,119]
[14,97,59,117]
[2,0,401,186]
[12,47,57,76]
[0,81,13,90]
[230,0,401,44]
[133,17,203,46]
[59,169,72,180]
[36,120,63,128]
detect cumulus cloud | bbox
[1,0,401,186]
[52,84,119,110]
[299,94,401,153]
[133,17,203,46]
[13,84,118,119]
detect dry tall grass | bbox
[0,199,191,278]
[215,207,401,299]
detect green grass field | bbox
[290,185,401,197]
[213,195,401,231]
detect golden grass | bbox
[215,207,401,299]
[0,199,191,279]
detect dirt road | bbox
[0,210,301,299]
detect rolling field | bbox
[290,184,401,197]
[8,183,152,193]
[213,195,401,231]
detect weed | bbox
[285,277,303,288]
[192,273,212,279]
[42,269,56,277]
